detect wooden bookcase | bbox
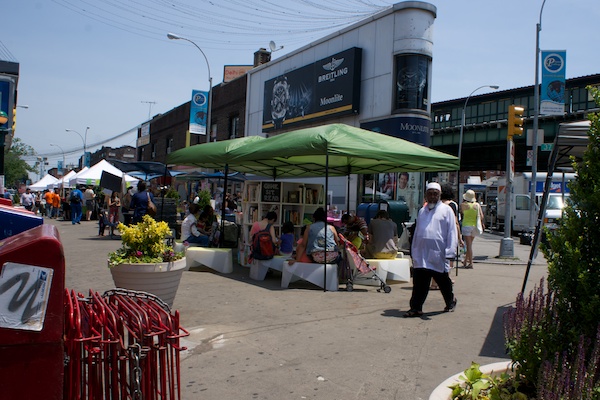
[240,181,325,266]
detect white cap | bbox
[426,182,441,192]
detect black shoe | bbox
[403,310,424,318]
[444,298,457,312]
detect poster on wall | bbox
[396,172,420,222]
[262,47,362,131]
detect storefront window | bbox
[394,54,430,112]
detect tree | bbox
[4,137,36,187]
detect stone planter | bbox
[109,257,188,308]
[429,360,512,400]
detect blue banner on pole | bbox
[189,90,208,135]
[540,50,566,116]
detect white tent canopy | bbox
[49,170,77,189]
[69,160,139,187]
[29,174,59,191]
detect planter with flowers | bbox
[108,215,186,307]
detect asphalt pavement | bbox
[48,217,547,400]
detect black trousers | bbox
[409,268,454,312]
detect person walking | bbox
[20,188,35,211]
[108,191,121,235]
[70,185,84,225]
[51,188,61,219]
[460,189,485,269]
[404,182,458,318]
[430,184,463,290]
[84,186,96,221]
[130,181,154,224]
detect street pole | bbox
[167,33,213,144]
[457,85,499,194]
[65,127,89,168]
[0,111,8,192]
[500,139,515,257]
[50,144,66,176]
[530,0,547,231]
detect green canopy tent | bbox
[167,136,266,247]
[167,124,459,289]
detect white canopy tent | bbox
[49,170,77,189]
[29,174,59,191]
[69,160,139,187]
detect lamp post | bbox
[530,0,547,230]
[66,127,90,168]
[50,143,66,176]
[0,110,8,192]
[167,33,213,144]
[457,85,500,190]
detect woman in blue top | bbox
[130,181,154,224]
[303,207,340,263]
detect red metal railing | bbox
[64,288,189,399]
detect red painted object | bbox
[0,225,65,400]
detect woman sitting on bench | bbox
[304,207,341,263]
[181,203,210,246]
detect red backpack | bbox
[251,224,276,261]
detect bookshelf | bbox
[240,181,325,266]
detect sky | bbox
[2,0,599,178]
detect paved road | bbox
[49,218,547,400]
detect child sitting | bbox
[98,209,109,236]
[288,225,311,264]
[279,221,295,259]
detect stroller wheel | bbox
[383,285,392,294]
[346,283,354,292]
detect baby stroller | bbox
[338,234,391,293]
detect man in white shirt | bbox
[20,188,35,211]
[404,182,458,318]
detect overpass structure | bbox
[431,74,599,174]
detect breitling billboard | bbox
[262,47,362,131]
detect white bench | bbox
[185,247,233,274]
[350,257,411,286]
[249,256,287,280]
[281,261,338,291]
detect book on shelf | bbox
[287,191,300,203]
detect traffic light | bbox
[507,105,525,140]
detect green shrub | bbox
[504,86,600,397]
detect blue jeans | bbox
[71,203,82,224]
[185,234,209,246]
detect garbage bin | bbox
[358,200,409,235]
[356,203,379,226]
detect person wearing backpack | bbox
[69,185,84,225]
[249,211,278,260]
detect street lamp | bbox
[457,85,500,187]
[50,143,66,176]
[167,32,213,143]
[530,0,547,230]
[65,127,90,167]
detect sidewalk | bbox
[48,219,547,400]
